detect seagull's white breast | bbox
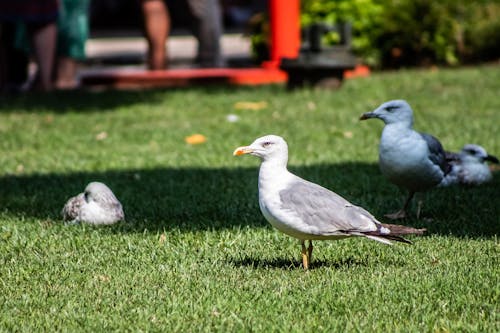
[80,201,120,225]
[458,161,492,185]
[379,125,443,191]
[258,163,321,239]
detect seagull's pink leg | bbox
[416,198,423,219]
[385,191,414,219]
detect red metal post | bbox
[264,0,301,68]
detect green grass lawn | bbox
[0,65,499,332]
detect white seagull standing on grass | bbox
[441,144,499,186]
[62,182,124,225]
[360,100,451,219]
[233,135,425,270]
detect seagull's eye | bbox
[262,141,273,148]
[465,148,477,155]
[84,191,90,202]
[386,106,398,112]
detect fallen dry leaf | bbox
[95,131,108,141]
[185,134,207,145]
[95,275,111,282]
[233,101,268,111]
[343,131,353,139]
[39,220,53,229]
[307,101,316,111]
[159,233,167,244]
[45,115,54,124]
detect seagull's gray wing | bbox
[100,200,125,220]
[279,180,378,235]
[445,150,460,163]
[420,132,450,175]
[110,201,125,220]
[96,190,125,220]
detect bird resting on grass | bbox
[62,182,124,225]
[360,100,450,219]
[233,135,425,270]
[441,144,498,186]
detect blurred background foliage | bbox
[258,0,500,68]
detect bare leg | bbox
[385,191,414,220]
[55,56,79,89]
[29,22,57,91]
[301,241,309,270]
[141,0,170,70]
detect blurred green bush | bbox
[251,0,500,68]
[301,0,385,66]
[367,0,500,67]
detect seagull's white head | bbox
[233,135,289,164]
[360,100,414,127]
[460,144,499,164]
[84,182,119,205]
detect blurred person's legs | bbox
[56,56,78,89]
[141,0,170,70]
[56,0,91,89]
[186,0,224,67]
[28,21,57,91]
[0,0,58,92]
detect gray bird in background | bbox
[360,100,450,219]
[62,182,124,225]
[234,135,425,269]
[440,144,498,186]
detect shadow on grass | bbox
[0,163,498,238]
[0,89,166,114]
[0,85,269,114]
[228,256,369,270]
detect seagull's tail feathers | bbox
[349,232,409,245]
[364,235,396,245]
[365,234,412,245]
[381,223,426,236]
[361,223,426,245]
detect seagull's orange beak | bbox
[233,146,254,156]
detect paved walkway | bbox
[85,34,252,69]
[80,33,368,89]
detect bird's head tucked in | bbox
[233,135,288,163]
[84,182,118,204]
[460,144,499,164]
[360,100,414,126]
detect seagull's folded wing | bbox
[420,132,450,175]
[279,179,379,236]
